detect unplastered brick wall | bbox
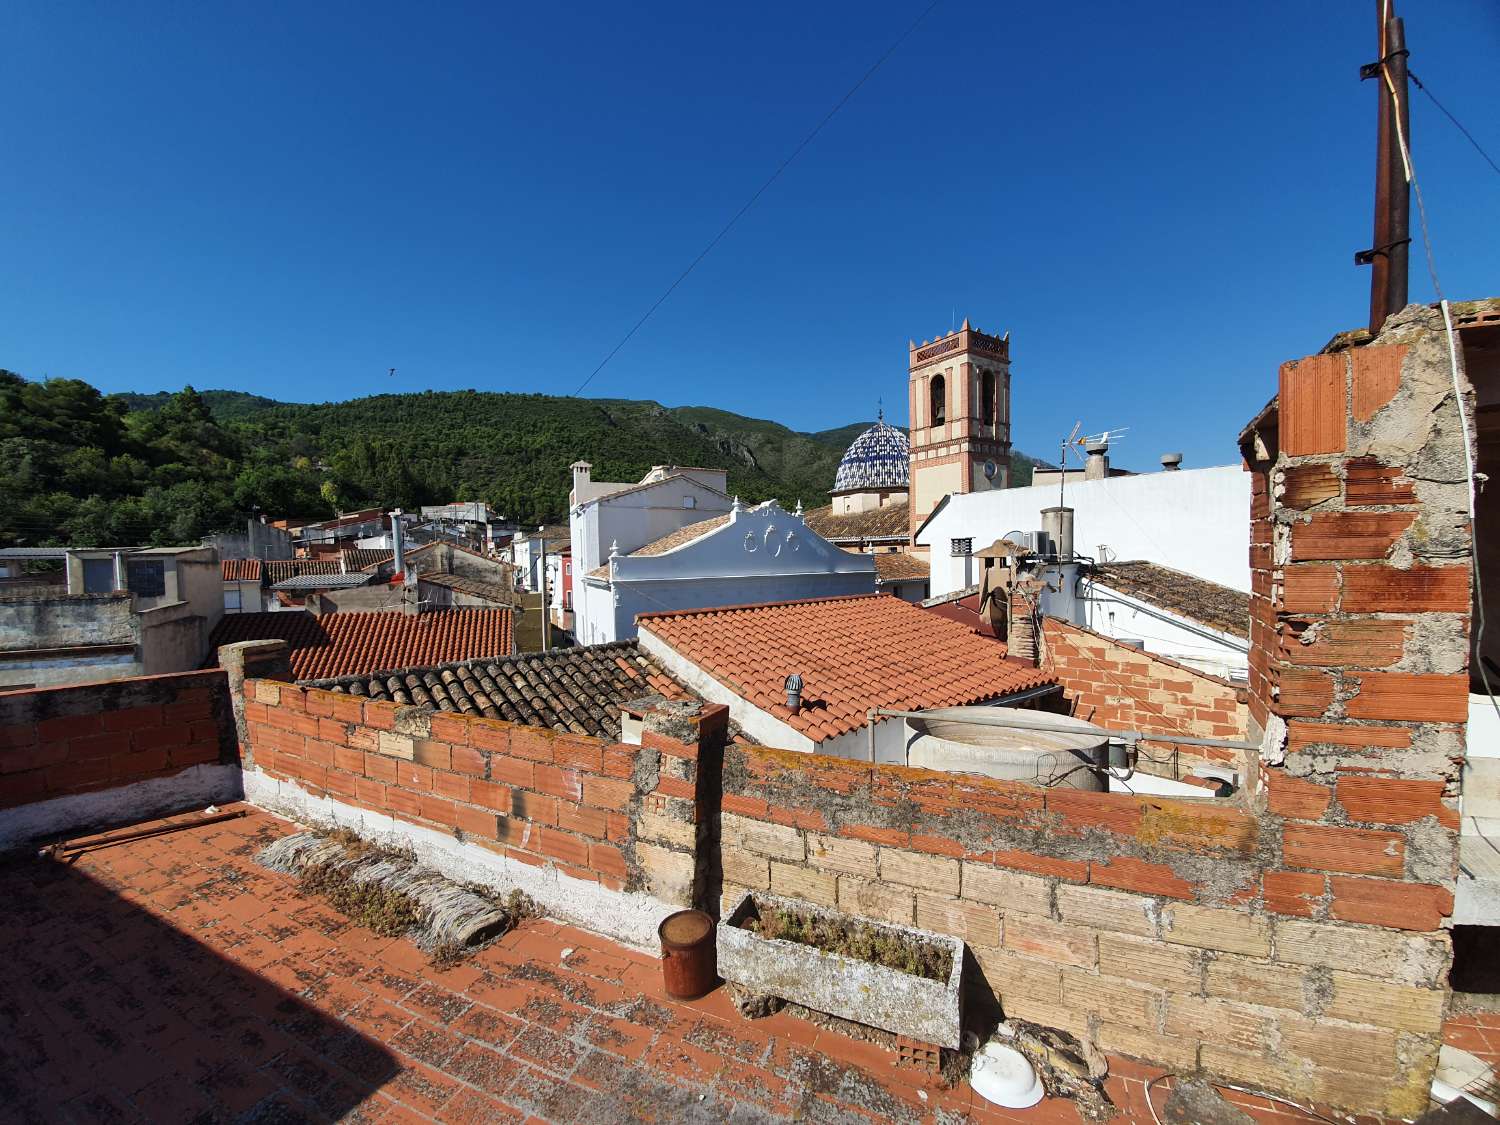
[0,670,235,813]
[1040,616,1247,778]
[718,743,1446,1117]
[240,679,726,906]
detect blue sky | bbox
[3,1,1496,471]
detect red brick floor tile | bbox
[0,806,1437,1125]
[450,1001,524,1050]
[441,1085,527,1124]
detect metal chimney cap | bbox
[1160,452,1184,470]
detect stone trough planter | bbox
[717,891,965,1048]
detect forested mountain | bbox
[1,372,1034,548]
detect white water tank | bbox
[905,707,1110,791]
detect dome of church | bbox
[833,417,910,493]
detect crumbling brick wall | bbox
[717,744,1445,1117]
[0,670,235,812]
[1041,617,1247,776]
[239,679,725,909]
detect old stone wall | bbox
[716,743,1445,1117]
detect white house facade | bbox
[915,464,1251,598]
[575,500,877,645]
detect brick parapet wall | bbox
[717,742,1447,1117]
[241,679,726,906]
[0,670,236,811]
[1040,617,1248,778]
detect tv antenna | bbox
[388,367,396,378]
[1058,421,1081,508]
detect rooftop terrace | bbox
[7,803,1456,1124]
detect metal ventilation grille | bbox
[950,538,973,557]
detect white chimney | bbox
[1160,452,1184,471]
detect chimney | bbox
[1084,439,1110,481]
[1160,452,1183,472]
[391,509,406,577]
[571,461,592,495]
[1041,506,1075,561]
[1007,585,1038,664]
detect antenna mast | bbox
[1356,0,1411,334]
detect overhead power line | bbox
[572,0,943,397]
[1409,70,1500,180]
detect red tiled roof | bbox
[873,552,929,584]
[265,559,342,583]
[637,594,1054,742]
[207,608,514,681]
[221,559,264,582]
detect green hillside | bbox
[3,371,1040,548]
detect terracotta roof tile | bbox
[221,559,263,582]
[637,594,1055,741]
[207,608,513,681]
[264,559,342,584]
[1091,561,1250,639]
[309,641,692,738]
[418,571,518,605]
[873,552,929,584]
[630,514,732,557]
[802,504,910,543]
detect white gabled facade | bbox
[915,465,1251,598]
[577,500,876,645]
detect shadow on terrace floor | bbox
[0,813,400,1123]
[0,804,1445,1124]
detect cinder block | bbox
[836,875,914,926]
[879,848,959,896]
[1204,953,1307,1011]
[376,731,415,761]
[722,849,770,891]
[1097,932,1201,991]
[770,862,837,907]
[637,810,696,849]
[1199,1044,1311,1101]
[1162,903,1271,957]
[915,894,1001,948]
[637,842,696,905]
[961,863,1052,917]
[1003,916,1097,969]
[1272,918,1449,987]
[722,813,805,862]
[1056,884,1157,938]
[1165,995,1274,1054]
[1325,972,1444,1033]
[1060,968,1160,1027]
[1279,1015,1397,1076]
[806,833,878,878]
[1095,1021,1197,1072]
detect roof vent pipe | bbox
[1160,452,1183,471]
[784,674,804,715]
[391,509,406,578]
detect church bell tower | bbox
[907,319,1012,538]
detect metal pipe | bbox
[1384,14,1411,316]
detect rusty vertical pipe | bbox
[1368,1,1393,335]
[1384,14,1411,319]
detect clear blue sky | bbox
[3,1,1496,471]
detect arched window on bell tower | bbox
[981,369,995,427]
[930,374,946,426]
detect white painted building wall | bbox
[916,465,1250,597]
[1080,578,1249,682]
[580,501,876,645]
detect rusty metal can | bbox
[658,909,717,1000]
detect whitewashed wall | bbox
[582,502,876,644]
[916,465,1250,597]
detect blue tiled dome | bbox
[833,418,910,493]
